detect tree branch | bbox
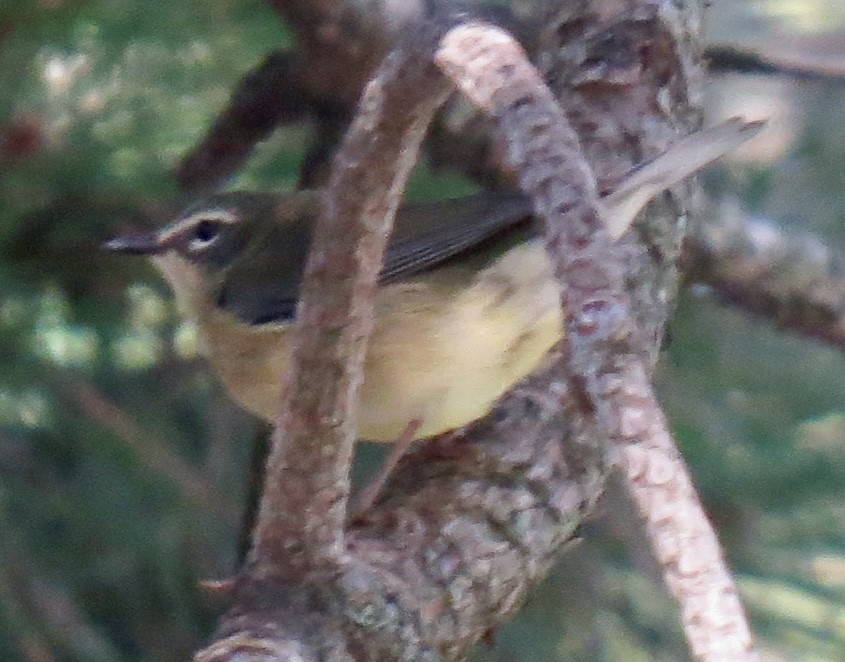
[175,51,314,195]
[706,44,845,82]
[52,372,234,518]
[195,3,747,659]
[178,1,532,192]
[435,22,755,661]
[177,1,398,194]
[685,203,845,351]
[247,36,451,582]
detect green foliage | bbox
[1,1,281,659]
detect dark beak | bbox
[102,233,164,255]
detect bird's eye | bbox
[188,219,220,249]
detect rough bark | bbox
[194,2,755,660]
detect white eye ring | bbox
[159,208,237,252]
[187,219,221,251]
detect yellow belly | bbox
[198,239,562,441]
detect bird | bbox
[106,118,763,443]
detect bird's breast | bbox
[198,239,562,441]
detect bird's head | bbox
[105,191,318,322]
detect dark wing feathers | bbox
[380,191,532,283]
[219,190,533,325]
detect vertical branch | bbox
[247,40,451,581]
[436,23,756,661]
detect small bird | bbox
[107,118,763,442]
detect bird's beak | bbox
[102,233,166,255]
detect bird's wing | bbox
[217,192,532,325]
[380,190,533,283]
[220,117,763,326]
[382,117,764,279]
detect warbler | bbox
[107,118,762,441]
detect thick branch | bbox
[248,41,451,581]
[436,22,755,661]
[198,3,726,660]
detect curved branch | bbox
[436,23,755,661]
[247,37,451,582]
[195,3,729,660]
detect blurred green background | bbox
[1,1,844,660]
